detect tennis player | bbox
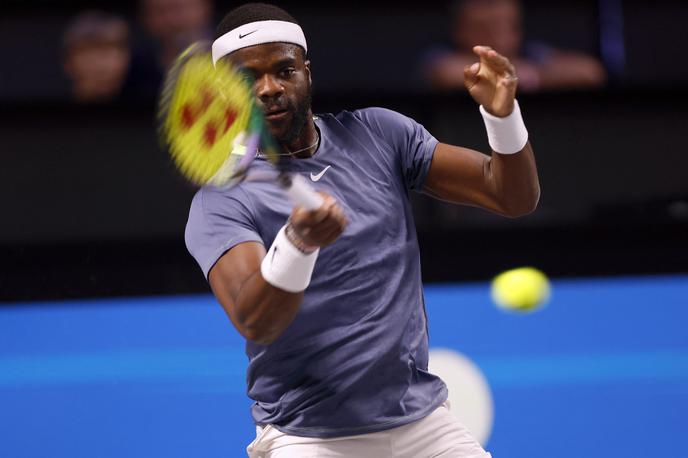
[185,3,540,457]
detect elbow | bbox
[241,325,279,346]
[232,304,282,345]
[247,334,277,346]
[500,186,541,218]
[503,203,538,218]
[231,294,301,346]
[238,311,286,345]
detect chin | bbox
[267,126,288,143]
[269,124,296,144]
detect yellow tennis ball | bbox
[491,267,550,312]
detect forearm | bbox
[232,270,302,344]
[487,142,540,217]
[232,225,319,344]
[208,236,312,345]
[479,98,540,216]
[209,195,345,346]
[425,47,542,217]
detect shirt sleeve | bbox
[185,187,264,279]
[354,107,439,192]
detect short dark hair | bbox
[216,3,300,39]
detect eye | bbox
[279,67,296,79]
[235,67,256,85]
[239,74,253,87]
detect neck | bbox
[281,111,318,159]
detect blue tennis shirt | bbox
[185,107,448,438]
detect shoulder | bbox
[187,185,249,217]
[355,108,433,147]
[319,107,412,128]
[317,108,436,166]
[352,107,411,128]
[185,185,264,278]
[185,185,257,237]
[321,107,419,140]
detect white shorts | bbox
[246,402,492,458]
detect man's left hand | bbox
[464,45,519,118]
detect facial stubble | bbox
[278,81,313,148]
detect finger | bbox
[291,202,345,242]
[329,204,348,229]
[473,46,513,73]
[306,205,348,242]
[298,205,344,242]
[312,224,345,246]
[296,198,335,226]
[472,45,493,57]
[311,202,347,234]
[307,212,343,237]
[291,206,315,227]
[499,73,519,91]
[463,63,480,89]
[289,208,319,236]
[483,50,516,76]
[306,225,341,246]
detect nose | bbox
[255,74,284,102]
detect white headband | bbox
[212,20,308,65]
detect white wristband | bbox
[479,100,529,155]
[260,225,319,293]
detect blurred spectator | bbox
[62,11,131,103]
[123,0,213,100]
[139,0,213,69]
[424,0,607,92]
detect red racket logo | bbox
[179,90,239,148]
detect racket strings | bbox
[160,47,258,185]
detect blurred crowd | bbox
[61,0,608,104]
[423,0,607,92]
[62,0,213,103]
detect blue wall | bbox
[1,275,687,457]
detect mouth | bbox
[264,108,289,121]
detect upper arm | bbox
[185,188,263,278]
[424,141,539,217]
[424,142,502,212]
[208,238,304,345]
[208,241,266,329]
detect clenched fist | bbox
[286,192,347,251]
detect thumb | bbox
[464,62,480,89]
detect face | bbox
[454,0,522,57]
[227,43,312,145]
[65,42,131,100]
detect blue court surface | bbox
[1,274,687,457]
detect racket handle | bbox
[279,173,323,210]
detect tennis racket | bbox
[158,40,322,210]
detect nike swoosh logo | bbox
[239,30,257,39]
[310,165,331,182]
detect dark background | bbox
[1,0,687,302]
